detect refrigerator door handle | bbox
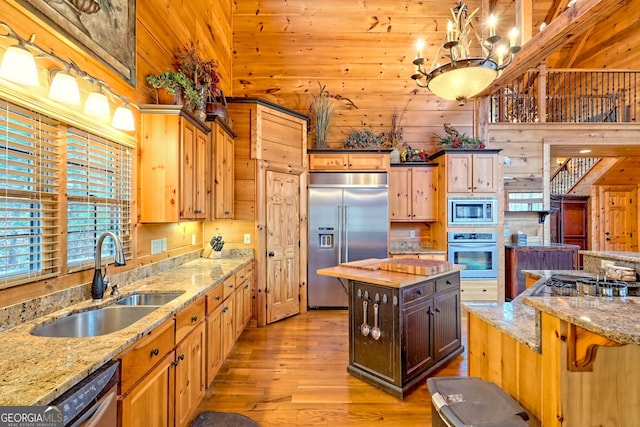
[344,205,349,262]
[337,205,342,264]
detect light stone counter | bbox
[0,254,252,406]
[464,269,640,354]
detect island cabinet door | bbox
[350,282,401,385]
[433,287,461,361]
[401,298,435,382]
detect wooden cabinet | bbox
[460,279,498,301]
[210,118,236,219]
[118,297,206,427]
[119,350,175,427]
[139,105,211,222]
[348,271,463,398]
[389,165,437,221]
[174,321,205,427]
[227,98,308,326]
[221,294,235,358]
[431,150,499,194]
[505,245,579,300]
[308,151,389,171]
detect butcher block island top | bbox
[317,258,464,288]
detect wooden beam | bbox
[483,0,631,94]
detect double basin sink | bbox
[31,292,184,338]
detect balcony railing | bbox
[550,157,601,195]
[489,68,639,123]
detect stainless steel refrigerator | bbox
[308,172,389,308]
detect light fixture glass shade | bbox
[427,59,498,103]
[49,70,81,105]
[111,105,135,131]
[0,45,39,86]
[84,91,110,120]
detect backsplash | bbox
[0,249,250,332]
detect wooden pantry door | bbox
[266,170,301,324]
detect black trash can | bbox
[427,377,530,427]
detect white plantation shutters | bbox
[0,101,60,287]
[0,97,132,287]
[66,128,132,270]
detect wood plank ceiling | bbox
[231,0,640,154]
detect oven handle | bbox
[448,242,497,247]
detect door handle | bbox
[268,251,275,257]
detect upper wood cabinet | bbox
[139,105,211,222]
[308,151,389,171]
[209,118,236,219]
[432,151,499,194]
[389,165,438,222]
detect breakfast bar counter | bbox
[463,268,640,426]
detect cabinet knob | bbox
[417,289,423,295]
[268,251,275,257]
[216,296,221,301]
[150,348,159,357]
[191,315,198,322]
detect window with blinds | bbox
[0,101,60,286]
[66,129,132,270]
[0,98,132,287]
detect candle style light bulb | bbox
[496,45,506,66]
[416,38,425,59]
[509,27,519,48]
[447,20,455,42]
[488,14,497,38]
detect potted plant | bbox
[145,70,185,104]
[309,82,358,149]
[174,41,219,115]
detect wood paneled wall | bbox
[230,0,495,152]
[0,0,234,306]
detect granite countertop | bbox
[464,269,640,353]
[505,243,580,249]
[580,250,640,263]
[0,255,252,406]
[317,263,465,288]
[389,249,447,255]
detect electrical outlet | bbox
[161,238,167,252]
[151,239,162,255]
[244,233,251,244]
[192,234,196,245]
[410,230,416,238]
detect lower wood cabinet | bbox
[348,271,463,398]
[175,322,206,427]
[118,297,206,427]
[119,350,175,427]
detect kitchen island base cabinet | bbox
[348,271,463,399]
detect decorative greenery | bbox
[309,82,358,148]
[436,123,486,149]
[145,70,201,106]
[174,41,219,110]
[344,128,385,149]
[310,83,335,147]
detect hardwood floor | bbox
[196,310,468,426]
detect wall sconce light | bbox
[0,44,39,86]
[112,104,135,131]
[48,69,81,105]
[0,21,137,132]
[84,89,111,120]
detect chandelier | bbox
[411,1,520,105]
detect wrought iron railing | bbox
[489,69,639,123]
[550,157,601,194]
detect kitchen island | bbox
[464,268,640,426]
[318,260,465,398]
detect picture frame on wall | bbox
[17,0,136,86]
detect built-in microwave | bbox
[448,197,498,226]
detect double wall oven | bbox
[447,231,498,279]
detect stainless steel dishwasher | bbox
[50,360,119,427]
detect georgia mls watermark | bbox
[0,406,63,427]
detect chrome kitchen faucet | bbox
[91,231,126,301]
